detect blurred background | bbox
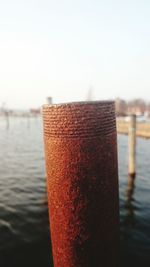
[0,1,150,266]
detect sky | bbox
[0,0,150,109]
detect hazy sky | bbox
[0,0,150,108]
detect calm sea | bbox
[0,116,150,267]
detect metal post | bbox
[128,114,136,177]
[46,97,52,104]
[42,101,119,267]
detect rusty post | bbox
[42,101,119,267]
[128,114,136,177]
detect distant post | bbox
[46,97,52,104]
[5,110,9,129]
[128,114,136,177]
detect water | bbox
[0,117,150,267]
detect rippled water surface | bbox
[0,117,150,267]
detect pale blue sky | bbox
[0,0,150,108]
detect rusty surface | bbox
[42,101,119,267]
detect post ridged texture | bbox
[43,101,116,138]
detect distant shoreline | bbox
[117,120,150,139]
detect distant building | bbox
[127,99,146,115]
[115,98,149,116]
[30,108,41,116]
[127,107,143,116]
[115,98,127,116]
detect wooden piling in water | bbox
[42,101,119,267]
[5,111,9,129]
[128,114,136,177]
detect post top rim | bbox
[43,100,114,109]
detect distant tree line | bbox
[115,98,150,116]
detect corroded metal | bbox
[42,101,119,267]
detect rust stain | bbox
[42,101,119,267]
